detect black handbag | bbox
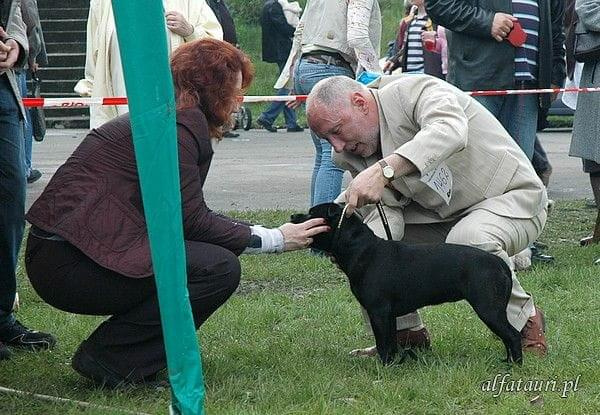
[30,72,46,142]
[574,19,600,63]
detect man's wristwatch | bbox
[378,159,395,182]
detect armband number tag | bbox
[420,162,453,205]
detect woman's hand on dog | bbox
[344,164,387,216]
[278,219,330,251]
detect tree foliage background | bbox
[227,0,397,24]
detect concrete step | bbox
[45,106,90,118]
[46,42,86,54]
[37,1,90,129]
[39,92,82,98]
[41,18,87,32]
[38,0,89,9]
[38,8,89,20]
[36,79,80,94]
[47,52,86,67]
[38,66,84,80]
[44,31,86,43]
[46,115,90,129]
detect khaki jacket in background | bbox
[275,0,381,89]
[335,74,547,224]
[75,0,223,129]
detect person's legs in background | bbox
[499,93,538,160]
[257,61,303,132]
[579,161,600,248]
[533,108,553,187]
[533,136,552,186]
[587,167,600,209]
[476,93,553,264]
[474,95,504,122]
[16,71,41,184]
[0,75,54,360]
[294,59,354,206]
[475,93,538,160]
[310,133,343,206]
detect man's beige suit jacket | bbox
[334,74,547,224]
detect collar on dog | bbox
[331,204,350,249]
[337,204,350,231]
[331,203,392,249]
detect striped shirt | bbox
[405,15,429,73]
[512,0,539,81]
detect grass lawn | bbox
[1,200,599,414]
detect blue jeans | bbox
[0,74,25,329]
[259,61,299,128]
[17,71,33,176]
[475,94,538,160]
[294,58,354,206]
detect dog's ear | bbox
[290,213,309,224]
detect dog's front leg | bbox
[368,307,397,365]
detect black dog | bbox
[291,203,522,365]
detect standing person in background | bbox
[427,0,566,265]
[562,0,583,114]
[0,0,56,361]
[279,0,302,28]
[75,0,223,129]
[383,0,442,77]
[569,0,600,248]
[207,0,238,46]
[17,0,46,184]
[277,0,381,207]
[426,0,566,162]
[256,0,304,133]
[421,25,448,79]
[207,0,241,138]
[532,0,580,193]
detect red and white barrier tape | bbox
[21,86,600,108]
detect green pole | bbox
[110,1,205,413]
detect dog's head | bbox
[290,202,361,252]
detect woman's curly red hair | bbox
[171,39,254,139]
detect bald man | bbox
[306,74,548,358]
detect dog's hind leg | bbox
[367,307,397,365]
[472,304,523,365]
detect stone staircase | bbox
[37,0,89,128]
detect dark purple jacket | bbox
[26,107,251,278]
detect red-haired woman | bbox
[24,39,328,387]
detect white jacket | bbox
[75,0,223,129]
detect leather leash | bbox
[376,202,394,241]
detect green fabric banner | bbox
[110,1,205,414]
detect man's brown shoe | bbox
[397,327,431,350]
[349,327,431,357]
[521,307,547,356]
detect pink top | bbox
[434,26,448,75]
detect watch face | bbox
[383,165,394,179]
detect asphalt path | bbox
[27,128,590,212]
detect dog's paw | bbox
[349,345,378,357]
[510,248,532,271]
